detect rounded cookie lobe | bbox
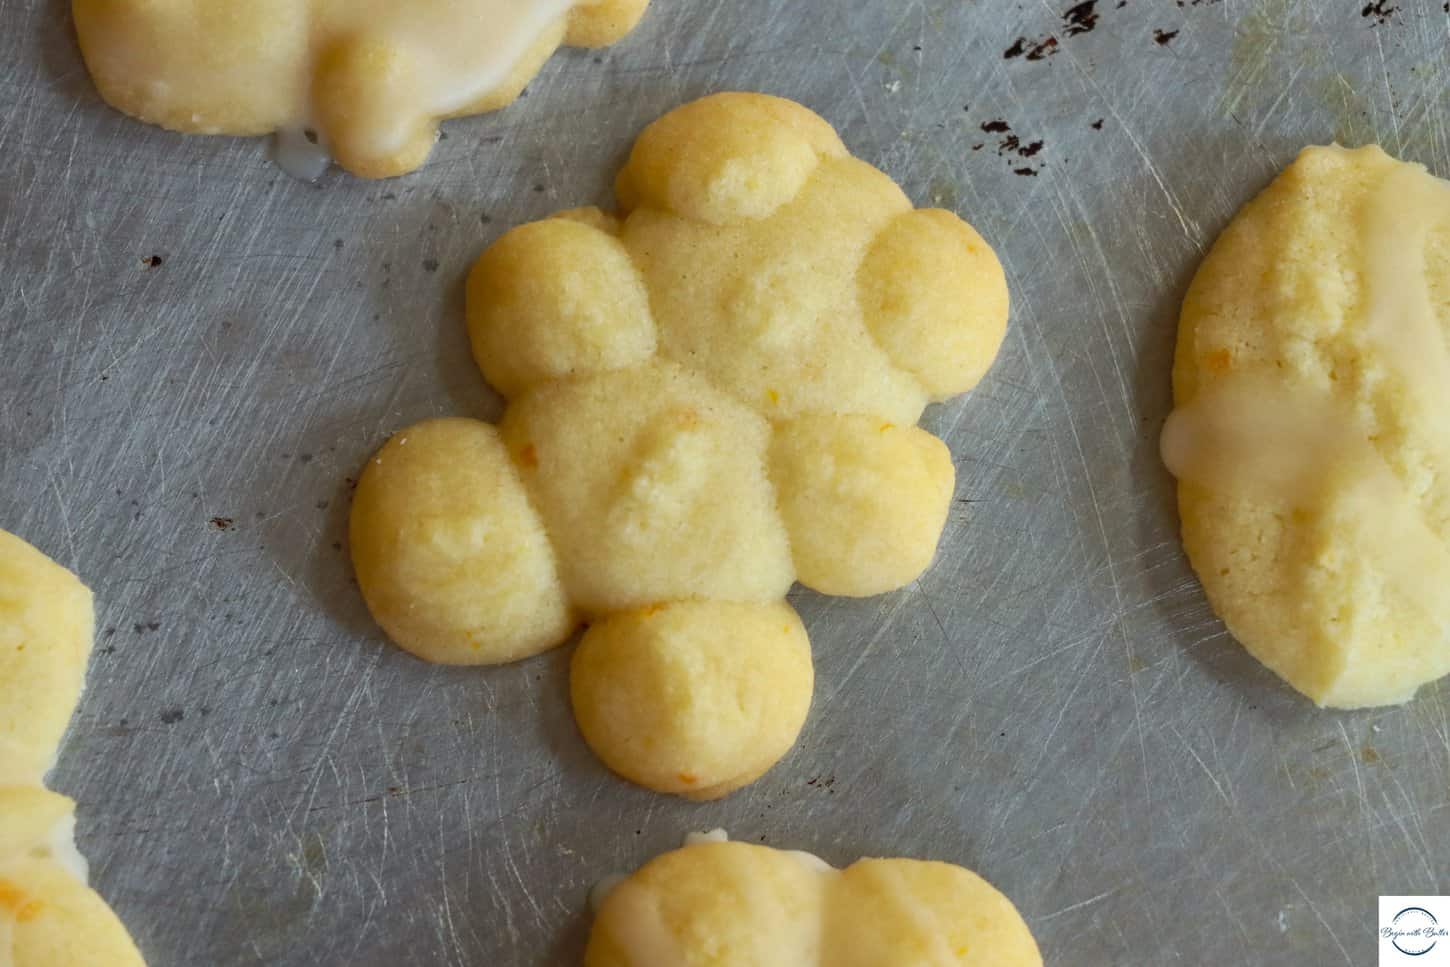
[350,418,575,665]
[770,415,955,597]
[616,93,847,225]
[312,35,447,180]
[466,216,657,399]
[0,533,146,965]
[4,858,146,967]
[1166,144,1450,708]
[587,841,827,966]
[570,601,813,799]
[0,530,94,785]
[859,208,1010,400]
[826,859,1042,967]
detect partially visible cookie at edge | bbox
[0,528,146,966]
[1163,144,1450,708]
[72,0,651,178]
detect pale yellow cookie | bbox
[0,530,145,965]
[72,0,651,178]
[355,93,1009,796]
[586,837,1041,966]
[1163,144,1450,708]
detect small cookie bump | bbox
[571,601,813,800]
[350,418,574,666]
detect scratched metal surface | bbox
[2,0,1448,964]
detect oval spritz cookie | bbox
[1163,144,1450,708]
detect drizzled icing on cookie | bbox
[74,0,602,177]
[303,0,578,156]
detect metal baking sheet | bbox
[3,1,1447,963]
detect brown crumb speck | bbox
[1064,1,1099,35]
[1360,0,1397,24]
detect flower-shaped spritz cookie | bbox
[1,529,145,966]
[587,834,1042,965]
[351,93,1009,797]
[72,0,651,178]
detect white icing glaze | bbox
[272,128,333,183]
[1361,162,1450,408]
[307,0,578,155]
[44,814,89,886]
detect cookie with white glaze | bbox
[72,0,651,178]
[1163,144,1450,708]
